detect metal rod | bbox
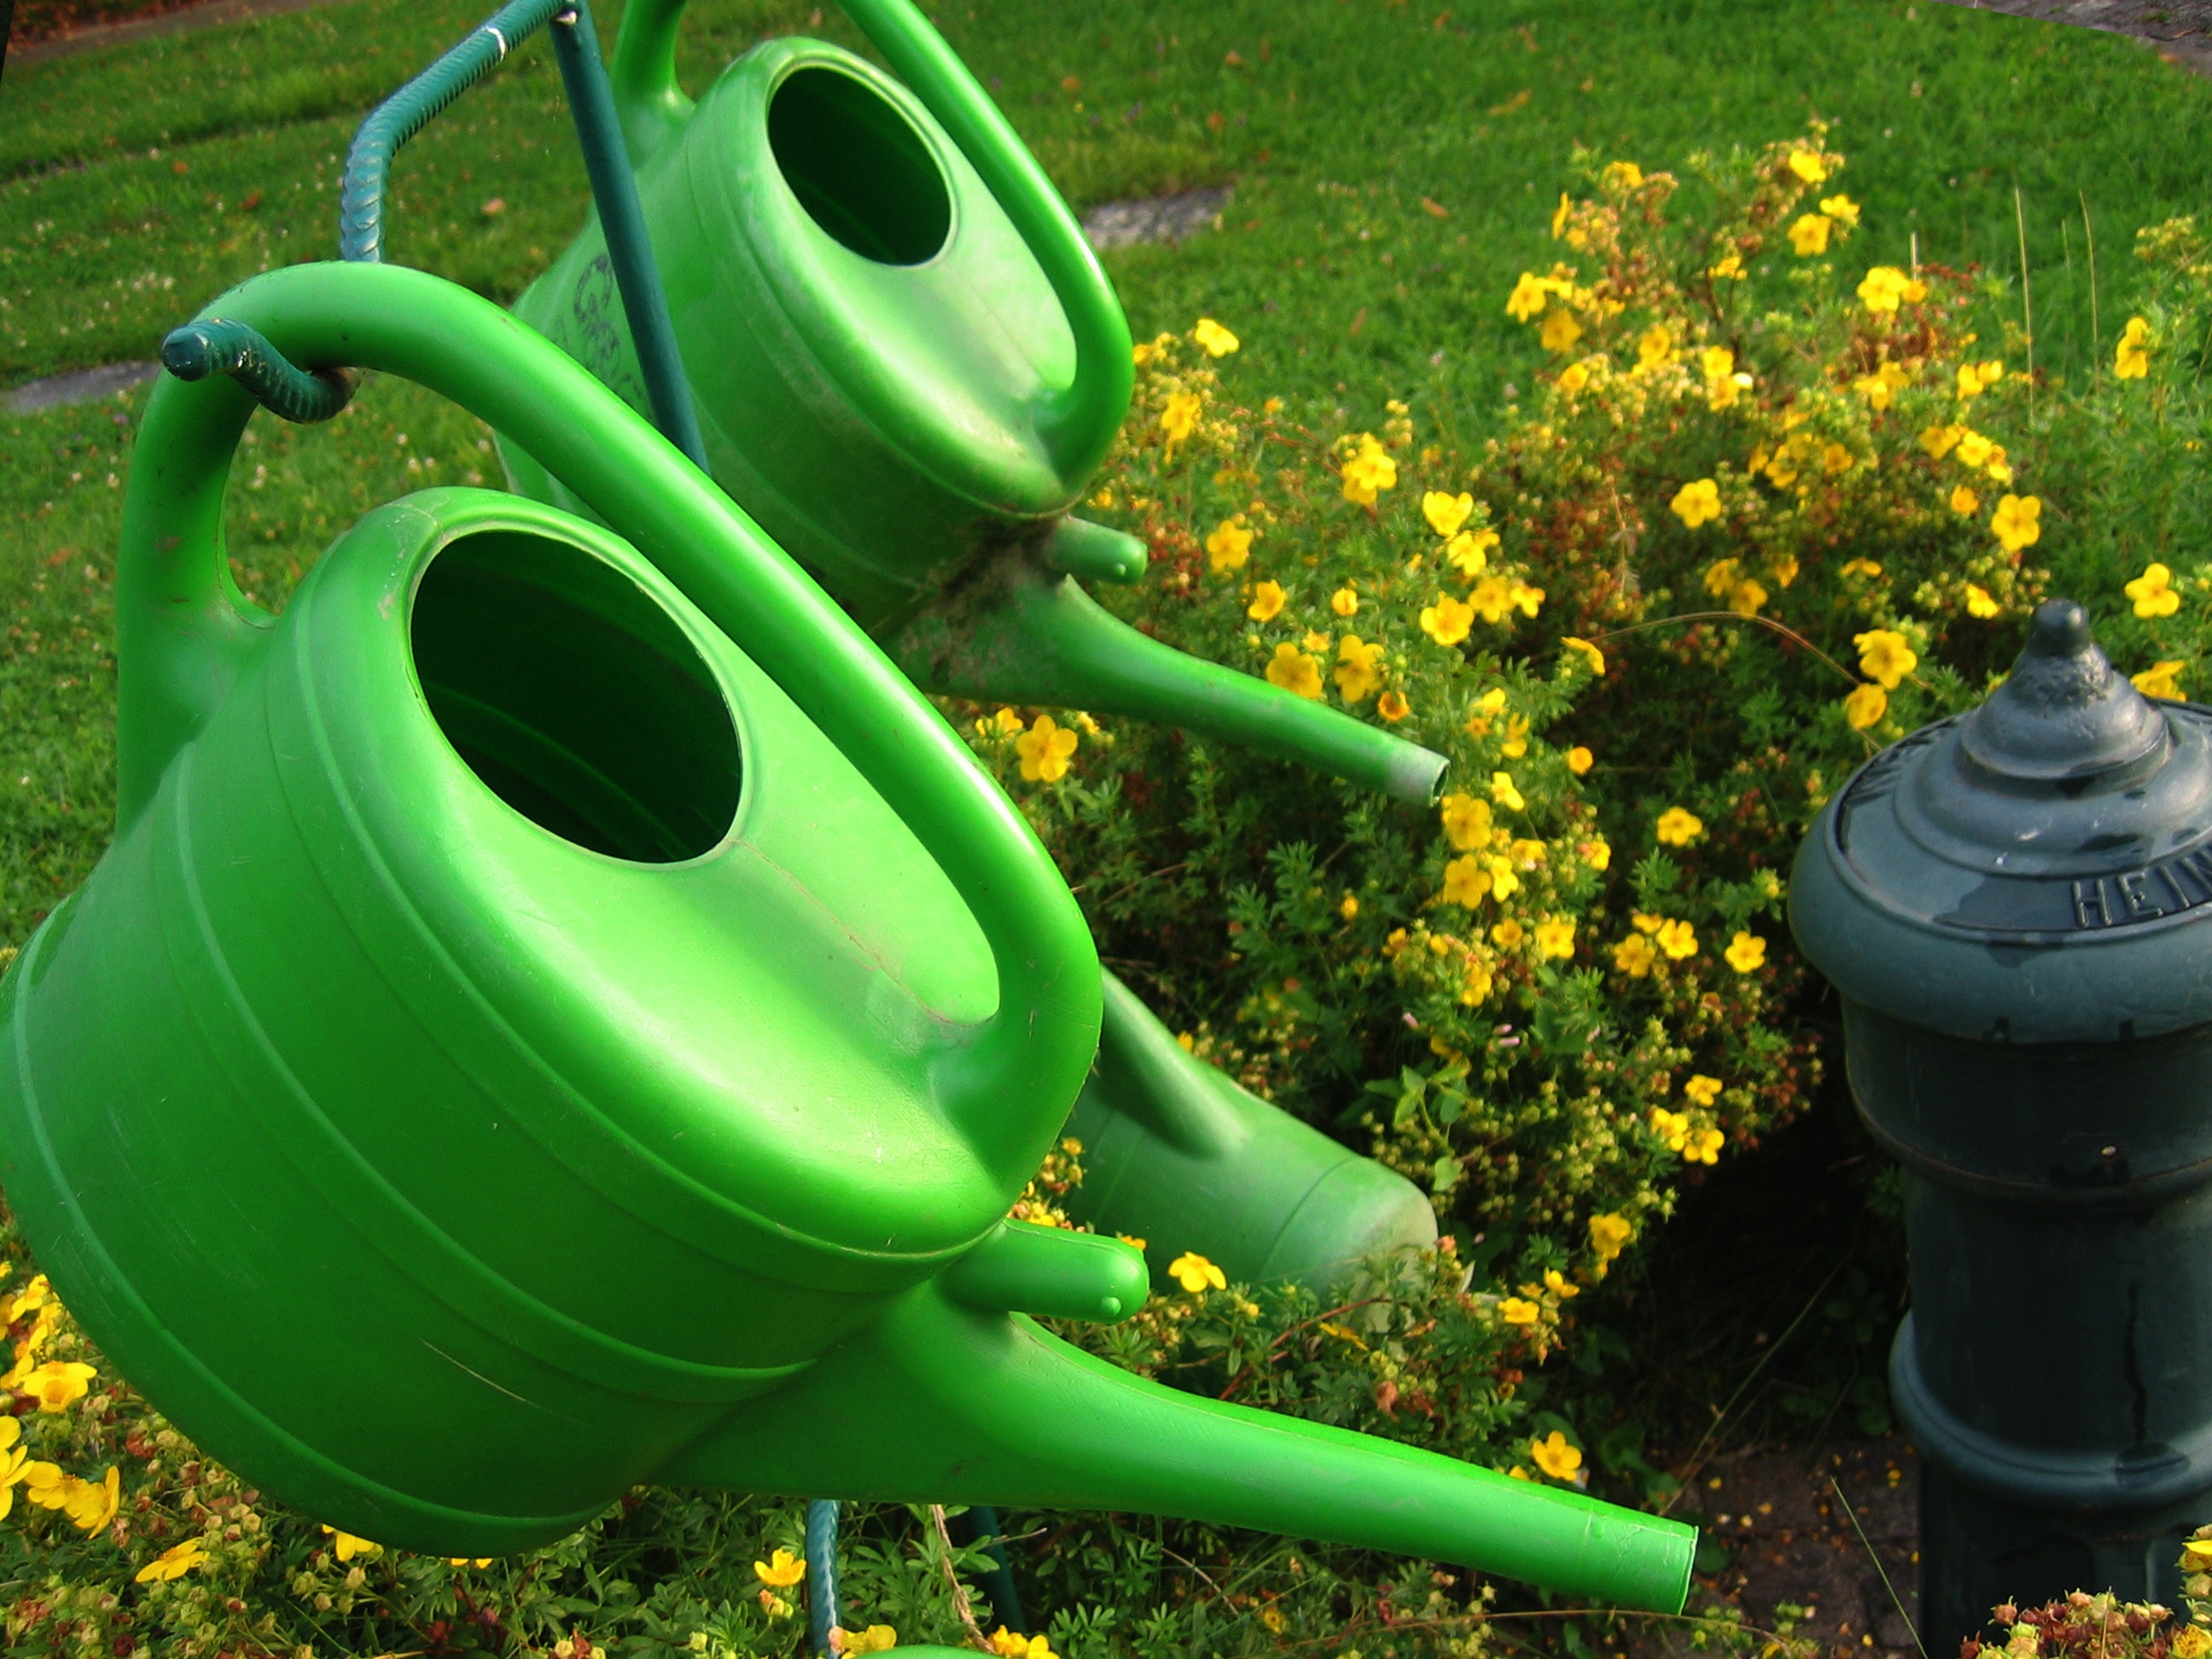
[336,0,708,469]
[546,3,710,469]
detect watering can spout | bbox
[888,545,1450,806]
[669,1278,1695,1612]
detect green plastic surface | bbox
[1065,974,1439,1291]
[0,259,1691,1610]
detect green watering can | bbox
[488,0,1441,1289]
[0,260,1689,1610]
[501,0,1445,808]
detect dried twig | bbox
[928,1504,992,1653]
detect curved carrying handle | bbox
[121,260,1098,1185]
[609,0,1132,481]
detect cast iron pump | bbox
[1793,599,2212,1644]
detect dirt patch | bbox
[1633,1437,1926,1659]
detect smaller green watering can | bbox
[0,260,1688,1610]
[502,0,1445,808]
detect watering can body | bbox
[0,486,1027,1549]
[0,262,1693,1611]
[508,32,1078,629]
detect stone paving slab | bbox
[4,359,159,411]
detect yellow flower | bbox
[1610,938,1663,973]
[1247,579,1286,621]
[1954,582,1995,620]
[1854,629,1918,690]
[1510,579,1545,617]
[1685,1126,1725,1165]
[1424,491,1475,538]
[1447,527,1500,574]
[1920,423,1963,459]
[1656,806,1704,847]
[1340,894,1359,920]
[1728,578,1767,617]
[1955,428,1994,469]
[1990,494,2041,553]
[2116,315,2152,380]
[1441,792,1495,850]
[1159,390,1201,445]
[2174,1630,2212,1659]
[1567,745,1594,776]
[1634,324,1673,373]
[1531,1430,1584,1479]
[1842,558,1884,579]
[1709,252,1746,282]
[1671,477,1722,528]
[1656,918,1697,959]
[1857,265,1924,314]
[1957,361,1994,399]
[1340,439,1398,504]
[1787,148,1829,184]
[1725,932,1767,974]
[1492,918,1526,949]
[1819,193,1860,225]
[1545,1268,1580,1301]
[1589,1212,1633,1262]
[1206,516,1254,573]
[1949,483,1981,517]
[1557,359,1592,395]
[1701,346,1736,385]
[1551,191,1573,238]
[2,1274,50,1326]
[2127,562,2181,619]
[1169,1251,1226,1293]
[1602,160,1645,191]
[1540,308,1584,355]
[1843,683,1888,730]
[322,1523,381,1562]
[1192,317,1239,357]
[1499,1297,1540,1326]
[987,1628,1059,1659]
[1420,594,1476,647]
[1468,574,1514,623]
[1788,213,1831,256]
[1506,271,1552,322]
[1331,585,1359,617]
[1822,442,1854,476]
[136,1537,211,1585]
[1335,635,1384,702]
[1535,917,1575,959]
[840,1627,899,1656]
[66,1465,119,1534]
[2133,661,2186,700]
[22,1359,96,1413]
[1441,855,1492,908]
[755,1548,807,1588]
[1772,553,1801,589]
[19,1460,67,1510]
[1304,629,1332,655]
[1851,373,1895,410]
[1492,771,1525,812]
[1265,644,1324,701]
[1684,1074,1722,1107]
[451,1557,495,1568]
[1016,714,1080,782]
[1377,690,1411,722]
[1562,637,1604,678]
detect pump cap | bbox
[1791,600,2212,1043]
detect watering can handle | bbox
[608,0,1133,481]
[125,260,1099,1186]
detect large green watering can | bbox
[0,260,1688,1609]
[500,0,1444,808]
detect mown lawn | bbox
[1,0,2210,947]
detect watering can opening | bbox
[409,524,743,864]
[767,63,952,267]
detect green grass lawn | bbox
[2,0,2211,949]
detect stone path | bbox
[1080,185,1232,253]
[4,360,160,412]
[1934,0,2212,69]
